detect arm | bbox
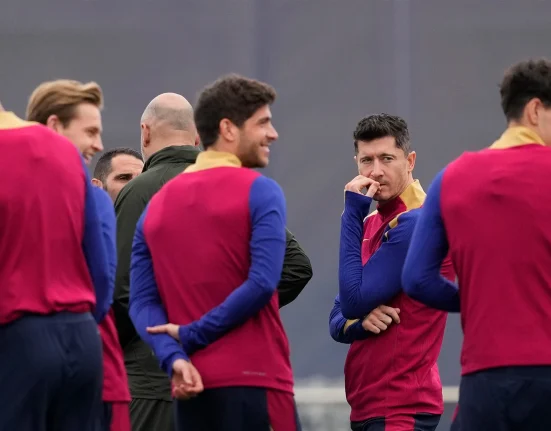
[178,176,287,353]
[339,191,416,319]
[402,169,460,312]
[329,295,371,344]
[278,228,313,308]
[129,207,189,376]
[81,159,114,323]
[113,186,148,347]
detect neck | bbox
[0,103,4,112]
[146,139,195,161]
[508,120,541,138]
[208,140,235,155]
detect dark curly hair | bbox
[194,74,276,149]
[500,58,551,121]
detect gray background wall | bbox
[2,1,550,429]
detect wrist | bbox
[344,191,372,217]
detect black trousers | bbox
[174,386,301,431]
[457,366,551,431]
[351,414,440,431]
[130,398,173,431]
[0,312,103,431]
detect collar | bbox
[489,126,545,150]
[0,111,36,130]
[143,145,201,172]
[377,179,426,219]
[184,151,241,173]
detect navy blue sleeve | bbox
[177,176,287,354]
[402,169,460,312]
[329,295,371,344]
[81,158,114,323]
[339,191,416,319]
[129,206,189,376]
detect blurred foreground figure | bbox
[0,101,112,431]
[403,58,551,431]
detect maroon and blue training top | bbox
[0,111,114,325]
[403,127,551,376]
[330,181,454,422]
[129,151,294,394]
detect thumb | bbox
[182,365,193,385]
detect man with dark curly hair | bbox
[129,74,301,430]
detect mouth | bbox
[260,144,270,156]
[82,153,93,165]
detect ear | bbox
[219,118,238,143]
[406,151,416,173]
[91,178,103,188]
[524,98,540,126]
[194,134,201,147]
[141,123,150,147]
[46,114,62,132]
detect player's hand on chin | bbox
[172,359,204,400]
[362,305,400,334]
[146,323,180,340]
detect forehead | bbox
[71,103,102,126]
[356,136,400,157]
[109,154,144,173]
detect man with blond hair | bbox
[27,79,131,431]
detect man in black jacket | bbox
[114,92,313,431]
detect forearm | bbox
[402,170,460,312]
[129,298,188,375]
[339,193,409,319]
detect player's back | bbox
[440,142,551,374]
[0,115,94,324]
[143,164,293,393]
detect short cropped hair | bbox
[26,79,103,126]
[353,113,411,155]
[93,147,143,183]
[194,74,276,149]
[500,58,551,122]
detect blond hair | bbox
[26,79,103,126]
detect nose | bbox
[267,125,279,141]
[370,159,384,179]
[93,137,104,152]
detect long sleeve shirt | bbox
[128,151,294,393]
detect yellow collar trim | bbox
[489,127,545,150]
[399,179,426,210]
[184,151,241,173]
[0,111,37,130]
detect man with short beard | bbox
[129,74,301,430]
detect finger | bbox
[365,181,381,198]
[378,306,401,323]
[373,319,388,331]
[181,365,193,385]
[371,309,392,325]
[192,369,204,393]
[362,320,381,334]
[146,325,169,334]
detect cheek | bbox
[358,164,370,176]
